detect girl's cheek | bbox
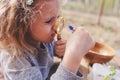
[44,24,53,31]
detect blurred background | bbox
[61,0,120,54]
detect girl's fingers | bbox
[56,49,65,53]
[56,52,65,57]
[55,44,66,50]
[55,39,66,57]
[56,40,66,45]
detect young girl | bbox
[0,0,95,80]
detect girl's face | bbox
[30,0,60,43]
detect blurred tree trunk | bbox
[113,0,119,14]
[98,0,105,26]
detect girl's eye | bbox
[45,19,52,23]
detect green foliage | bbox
[109,66,116,76]
[62,0,120,15]
[105,0,114,9]
[62,1,83,11]
[62,1,100,14]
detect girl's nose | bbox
[52,18,58,32]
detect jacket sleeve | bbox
[51,63,84,80]
[8,67,43,80]
[0,48,83,80]
[0,51,44,80]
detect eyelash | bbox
[45,16,60,24]
[45,19,52,23]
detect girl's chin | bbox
[44,38,54,43]
[48,39,54,43]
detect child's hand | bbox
[62,27,95,73]
[55,39,66,58]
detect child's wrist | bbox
[61,56,81,74]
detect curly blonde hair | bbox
[0,0,38,56]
